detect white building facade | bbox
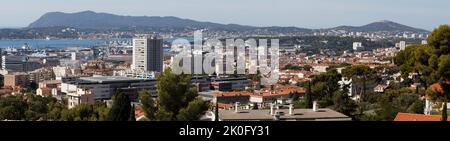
[132,37,163,73]
[61,76,157,108]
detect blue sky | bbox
[0,0,449,30]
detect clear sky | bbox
[0,0,449,30]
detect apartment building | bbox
[3,73,29,88]
[132,37,163,73]
[61,76,157,108]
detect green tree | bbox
[396,25,450,88]
[47,101,66,121]
[310,69,341,106]
[395,44,435,88]
[428,25,450,58]
[0,96,28,120]
[303,65,313,71]
[437,55,450,81]
[24,95,59,120]
[93,102,109,121]
[376,88,419,121]
[74,104,96,121]
[176,97,210,121]
[60,103,101,121]
[138,68,210,121]
[305,81,313,108]
[107,91,132,121]
[342,65,376,100]
[284,64,302,70]
[155,68,207,120]
[332,86,357,117]
[154,108,173,121]
[428,25,450,83]
[138,90,157,120]
[407,100,425,114]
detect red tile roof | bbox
[394,113,449,121]
[429,82,449,93]
[215,92,253,97]
[214,85,305,98]
[217,103,234,109]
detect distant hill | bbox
[326,20,429,33]
[28,11,312,32]
[27,11,428,33]
[29,11,222,29]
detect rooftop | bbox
[394,113,449,121]
[429,82,450,94]
[212,77,249,82]
[40,80,62,84]
[65,76,155,85]
[215,92,253,97]
[80,76,141,82]
[219,108,351,121]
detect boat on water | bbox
[45,36,57,40]
[5,46,18,52]
[21,43,31,50]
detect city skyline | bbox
[0,0,449,30]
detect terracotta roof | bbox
[217,103,234,109]
[394,113,449,121]
[429,82,449,93]
[214,84,305,98]
[215,92,253,97]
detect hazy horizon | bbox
[1,0,449,30]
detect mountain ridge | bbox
[28,11,429,33]
[327,20,429,33]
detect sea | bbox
[0,39,115,48]
[0,38,187,55]
[0,38,190,49]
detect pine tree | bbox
[139,90,156,120]
[157,68,198,120]
[176,97,209,121]
[305,81,313,108]
[107,91,132,121]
